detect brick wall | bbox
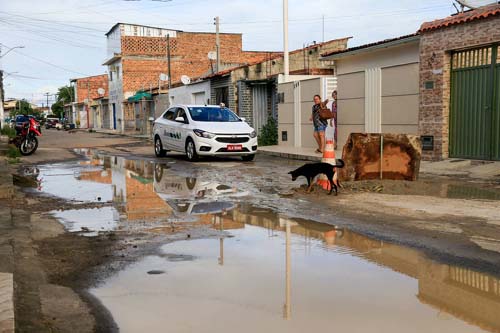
[419,16,500,160]
[120,32,276,94]
[75,74,109,103]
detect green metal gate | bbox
[450,44,499,160]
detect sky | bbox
[0,0,466,106]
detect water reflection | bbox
[90,204,500,332]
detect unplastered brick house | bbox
[418,3,500,161]
[103,23,275,132]
[69,74,108,128]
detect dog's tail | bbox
[334,159,345,168]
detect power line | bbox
[0,43,91,76]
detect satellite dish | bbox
[181,75,191,85]
[97,88,105,96]
[208,51,217,60]
[455,0,498,9]
[159,73,169,81]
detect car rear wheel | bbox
[185,138,198,162]
[242,154,255,162]
[154,136,167,157]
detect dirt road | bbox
[4,129,500,332]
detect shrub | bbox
[6,145,21,159]
[258,117,278,146]
[1,125,16,138]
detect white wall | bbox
[336,41,420,75]
[168,81,211,106]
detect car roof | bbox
[176,105,226,108]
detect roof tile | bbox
[420,3,500,32]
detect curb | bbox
[258,149,322,162]
[0,273,14,333]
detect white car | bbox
[153,105,258,161]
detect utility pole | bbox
[214,16,221,73]
[86,80,90,128]
[322,15,325,42]
[0,47,4,127]
[45,92,50,114]
[283,0,289,79]
[0,44,25,125]
[166,34,172,91]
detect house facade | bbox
[69,74,108,129]
[103,23,274,132]
[320,34,421,150]
[205,38,349,133]
[418,4,500,161]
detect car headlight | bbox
[249,130,257,138]
[193,129,215,139]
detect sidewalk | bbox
[0,137,15,333]
[420,159,500,180]
[91,128,152,140]
[258,145,342,162]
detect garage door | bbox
[450,44,499,160]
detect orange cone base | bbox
[317,177,331,191]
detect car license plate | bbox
[227,144,243,151]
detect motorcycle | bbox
[9,117,42,156]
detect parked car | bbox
[45,117,59,129]
[153,105,257,161]
[15,115,41,134]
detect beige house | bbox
[321,34,420,150]
[277,76,337,148]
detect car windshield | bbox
[188,107,240,122]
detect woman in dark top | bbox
[310,94,328,153]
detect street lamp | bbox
[0,45,25,126]
[0,45,25,59]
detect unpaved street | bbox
[4,129,500,332]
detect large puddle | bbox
[91,207,500,333]
[30,149,500,332]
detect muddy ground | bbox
[6,129,500,332]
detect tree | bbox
[10,99,35,118]
[51,85,74,118]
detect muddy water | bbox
[91,209,500,333]
[34,150,500,332]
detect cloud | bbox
[1,0,456,104]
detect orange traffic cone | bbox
[317,138,337,190]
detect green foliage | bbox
[1,125,16,138]
[10,99,35,118]
[51,86,74,119]
[257,117,278,146]
[6,145,21,159]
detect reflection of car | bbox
[153,105,257,161]
[173,200,235,215]
[153,164,242,200]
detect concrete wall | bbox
[168,81,210,106]
[335,40,420,149]
[278,77,325,148]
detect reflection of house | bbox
[230,206,500,332]
[111,157,172,221]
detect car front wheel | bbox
[185,138,198,162]
[154,136,167,157]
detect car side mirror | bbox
[240,117,246,122]
[148,117,155,122]
[175,116,186,123]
